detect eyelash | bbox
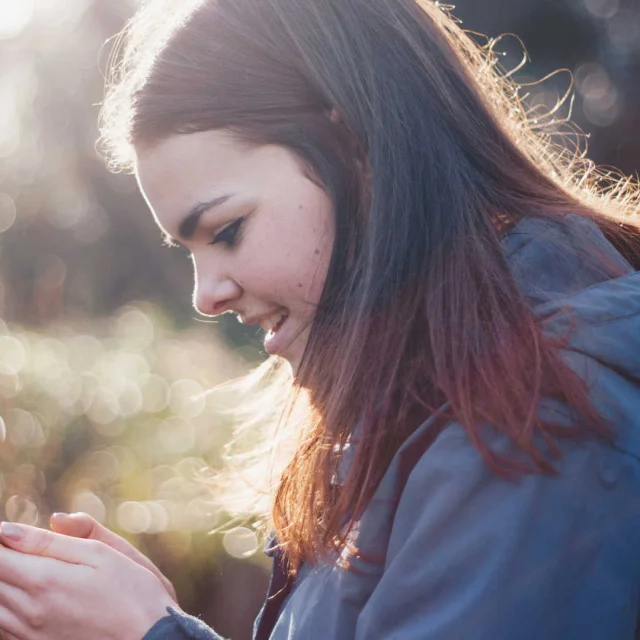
[208,217,245,248]
[162,235,179,248]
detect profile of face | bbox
[135,130,335,374]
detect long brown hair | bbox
[101,0,640,573]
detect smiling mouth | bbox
[264,311,291,356]
[267,313,288,337]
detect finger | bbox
[0,546,37,589]
[50,513,177,600]
[50,513,135,558]
[0,609,26,640]
[0,580,32,639]
[0,580,29,612]
[49,513,93,539]
[0,545,67,590]
[0,522,101,567]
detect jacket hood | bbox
[504,215,640,453]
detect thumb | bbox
[49,512,94,538]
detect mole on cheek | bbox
[314,250,320,255]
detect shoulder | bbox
[387,413,640,572]
[503,214,634,306]
[504,214,640,457]
[353,421,640,638]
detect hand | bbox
[49,513,177,601]
[0,522,178,640]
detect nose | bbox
[192,261,243,317]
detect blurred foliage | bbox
[0,1,269,634]
[0,300,269,635]
[0,302,247,531]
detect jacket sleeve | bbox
[354,424,640,640]
[143,607,227,640]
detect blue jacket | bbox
[144,215,640,639]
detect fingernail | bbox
[52,512,73,520]
[1,522,23,542]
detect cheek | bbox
[289,224,334,305]
[237,239,331,307]
[238,191,334,303]
[301,244,332,305]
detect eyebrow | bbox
[177,194,234,240]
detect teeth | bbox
[269,313,288,334]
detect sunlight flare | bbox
[0,0,34,39]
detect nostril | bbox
[193,279,242,317]
[195,297,229,317]
[193,289,221,317]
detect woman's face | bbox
[135,130,335,373]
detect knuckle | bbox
[26,604,46,630]
[40,570,61,592]
[32,530,55,557]
[27,570,57,598]
[85,538,108,559]
[22,566,46,594]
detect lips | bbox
[264,312,291,356]
[256,309,288,333]
[270,313,288,335]
[242,310,284,331]
[240,309,291,356]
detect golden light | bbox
[0,0,34,39]
[223,527,259,559]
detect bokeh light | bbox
[0,0,34,40]
[0,194,16,232]
[169,379,206,419]
[71,491,107,524]
[5,495,39,526]
[0,301,250,559]
[223,527,260,559]
[607,10,640,54]
[0,336,27,375]
[575,62,619,127]
[117,501,153,534]
[5,408,46,448]
[582,0,619,19]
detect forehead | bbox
[134,130,321,239]
[135,130,251,204]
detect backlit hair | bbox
[101,0,640,573]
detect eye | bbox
[208,217,244,248]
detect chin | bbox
[280,333,310,379]
[281,349,305,378]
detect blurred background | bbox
[0,0,638,637]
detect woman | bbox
[0,0,639,638]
